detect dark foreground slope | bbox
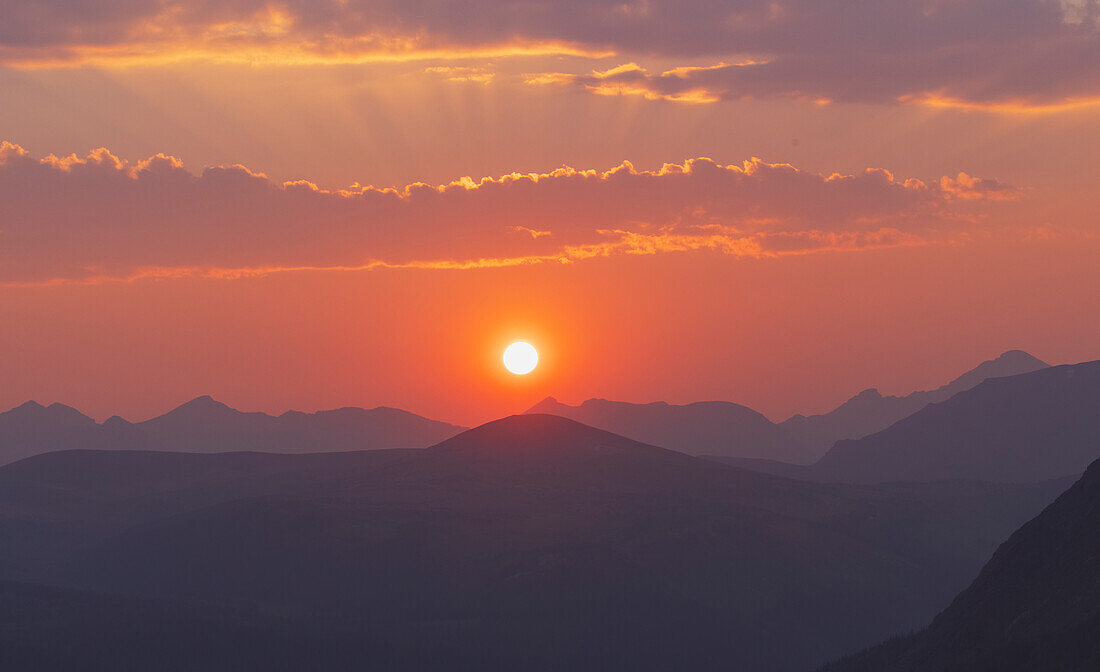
[822,458,1100,672]
[0,416,1073,671]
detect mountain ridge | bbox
[809,360,1100,483]
[0,396,466,465]
[528,350,1049,463]
[712,359,1100,484]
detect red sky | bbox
[2,0,1099,425]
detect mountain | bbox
[777,350,1049,457]
[806,360,1100,483]
[0,415,1073,671]
[0,350,1044,467]
[0,401,99,466]
[821,457,1100,672]
[525,396,811,461]
[132,395,466,454]
[0,397,465,465]
[528,351,1048,463]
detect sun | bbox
[503,341,538,375]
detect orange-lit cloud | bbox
[525,61,759,104]
[0,141,1021,285]
[2,227,937,289]
[510,226,553,239]
[899,93,1100,115]
[0,1,611,68]
[526,39,1100,110]
[525,63,748,103]
[424,65,495,84]
[4,1,1100,110]
[938,173,1022,202]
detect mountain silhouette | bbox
[821,457,1100,672]
[428,413,680,463]
[524,398,806,460]
[0,401,99,466]
[0,396,465,465]
[134,396,467,454]
[528,351,1048,463]
[0,415,1072,671]
[778,350,1049,456]
[808,360,1100,483]
[0,350,1043,467]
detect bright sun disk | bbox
[503,341,538,375]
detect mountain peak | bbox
[156,395,238,420]
[525,396,563,414]
[995,349,1046,365]
[45,402,93,419]
[2,400,94,426]
[853,388,883,400]
[428,413,673,461]
[936,350,1049,398]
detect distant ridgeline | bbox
[528,350,1049,463]
[710,359,1100,484]
[0,395,466,465]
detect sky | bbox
[2,0,1099,425]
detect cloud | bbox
[525,61,775,104]
[528,47,1100,110]
[524,62,735,103]
[0,141,1020,285]
[510,226,553,239]
[424,65,495,83]
[3,1,1100,109]
[938,173,1022,202]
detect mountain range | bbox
[528,350,1048,463]
[0,414,1074,671]
[0,350,1047,469]
[0,396,466,466]
[712,360,1100,484]
[4,349,1100,670]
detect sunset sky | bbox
[2,0,1099,425]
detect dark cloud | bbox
[2,1,1099,106]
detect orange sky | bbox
[3,233,1098,426]
[2,0,1099,425]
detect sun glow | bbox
[503,341,539,375]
